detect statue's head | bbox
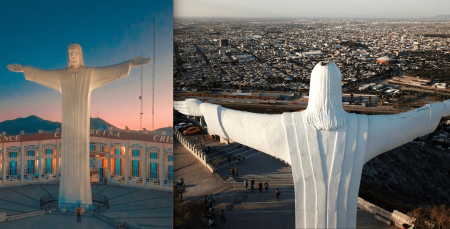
[68,43,84,68]
[303,61,348,131]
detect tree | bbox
[173,187,204,228]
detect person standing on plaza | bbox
[264,181,269,193]
[238,155,241,164]
[235,166,238,176]
[258,181,263,194]
[76,206,82,222]
[220,209,226,222]
[276,188,281,201]
[244,179,248,190]
[211,194,215,204]
[251,178,255,191]
[231,167,235,176]
[227,155,231,165]
[242,153,245,162]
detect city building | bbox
[0,127,173,191]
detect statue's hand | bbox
[174,98,203,116]
[130,57,150,66]
[7,64,24,73]
[443,100,450,117]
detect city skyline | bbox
[175,0,450,19]
[0,1,173,131]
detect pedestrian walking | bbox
[289,165,292,173]
[202,135,205,143]
[76,206,82,222]
[276,188,281,201]
[211,194,215,203]
[231,167,235,176]
[251,178,255,190]
[264,181,269,193]
[235,166,238,176]
[258,181,263,194]
[244,179,248,190]
[238,155,241,164]
[227,155,231,165]
[242,153,245,162]
[220,209,226,222]
[180,190,184,203]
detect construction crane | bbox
[140,53,143,130]
[152,16,156,131]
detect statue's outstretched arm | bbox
[174,98,290,164]
[364,101,450,163]
[90,57,150,90]
[7,64,62,92]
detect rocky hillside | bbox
[361,129,450,208]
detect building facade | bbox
[0,128,173,191]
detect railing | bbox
[174,129,213,173]
[146,169,158,180]
[129,168,142,178]
[6,168,20,176]
[39,193,109,216]
[42,165,57,175]
[110,166,124,176]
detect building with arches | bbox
[0,128,173,191]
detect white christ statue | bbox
[174,61,450,228]
[7,43,150,206]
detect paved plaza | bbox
[0,184,172,229]
[174,129,400,229]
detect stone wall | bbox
[174,130,214,173]
[0,213,6,223]
[358,197,414,228]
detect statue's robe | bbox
[200,102,444,228]
[23,62,131,205]
[282,112,367,228]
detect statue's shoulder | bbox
[281,111,305,127]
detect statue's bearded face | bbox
[69,48,80,68]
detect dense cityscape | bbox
[174,19,450,109]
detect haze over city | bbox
[175,0,450,19]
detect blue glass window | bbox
[28,160,34,174]
[90,144,94,151]
[168,155,173,162]
[132,160,139,177]
[169,165,173,181]
[151,152,157,159]
[132,149,139,157]
[151,162,157,179]
[10,161,16,175]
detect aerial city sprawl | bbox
[173,17,450,229]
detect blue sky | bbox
[175,0,450,18]
[0,0,173,130]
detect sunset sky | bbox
[0,0,173,131]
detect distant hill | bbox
[432,15,450,19]
[0,115,172,136]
